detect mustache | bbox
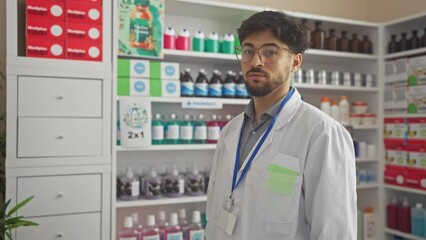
[246,67,267,75]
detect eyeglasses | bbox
[235,44,294,64]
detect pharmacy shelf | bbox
[385,47,426,60]
[116,144,217,152]
[384,113,426,118]
[357,183,379,190]
[295,84,379,92]
[356,157,379,163]
[385,228,426,240]
[115,195,207,208]
[385,184,426,195]
[152,96,251,105]
[352,125,379,130]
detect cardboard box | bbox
[405,169,426,190]
[26,0,66,21]
[118,59,150,78]
[384,167,407,187]
[407,147,426,170]
[119,98,152,148]
[408,85,426,114]
[150,79,180,97]
[26,18,65,40]
[66,2,102,25]
[66,40,102,61]
[408,55,426,86]
[385,61,397,83]
[407,118,426,145]
[117,77,150,96]
[150,61,180,80]
[385,145,408,167]
[66,22,102,43]
[384,118,407,146]
[26,38,65,59]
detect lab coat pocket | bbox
[256,155,302,223]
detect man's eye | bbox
[243,49,254,55]
[264,50,278,57]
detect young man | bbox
[206,11,357,239]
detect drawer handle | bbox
[57,232,64,238]
[56,95,64,100]
[57,192,65,198]
[57,135,65,140]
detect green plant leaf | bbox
[5,230,12,240]
[7,196,34,216]
[1,199,11,217]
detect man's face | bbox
[240,30,294,97]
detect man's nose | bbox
[250,51,264,67]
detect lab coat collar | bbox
[223,88,302,176]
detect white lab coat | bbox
[206,89,357,240]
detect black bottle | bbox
[180,68,194,97]
[388,34,398,53]
[236,71,250,99]
[194,69,209,98]
[337,31,349,52]
[222,71,236,98]
[409,30,420,50]
[399,32,409,52]
[208,70,223,98]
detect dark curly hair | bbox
[237,11,310,54]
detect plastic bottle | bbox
[157,211,169,240]
[320,96,331,115]
[194,69,209,98]
[337,30,349,52]
[166,114,180,144]
[399,32,409,51]
[387,195,398,229]
[180,68,194,97]
[178,209,190,240]
[118,216,139,240]
[339,96,350,126]
[180,114,194,144]
[118,167,140,200]
[409,30,420,50]
[326,29,337,51]
[312,21,325,49]
[357,207,364,240]
[166,213,183,240]
[411,203,426,237]
[221,33,235,54]
[207,114,221,144]
[185,166,205,196]
[208,70,223,98]
[176,28,191,51]
[349,33,360,53]
[330,99,340,122]
[192,30,205,52]
[222,71,237,98]
[152,114,165,145]
[361,35,372,54]
[163,165,185,197]
[164,27,176,49]
[388,34,398,53]
[236,71,250,98]
[220,114,232,129]
[117,119,121,146]
[143,215,160,240]
[131,213,144,239]
[189,211,204,240]
[193,114,207,144]
[397,197,411,233]
[144,169,162,199]
[206,32,220,53]
[363,207,375,240]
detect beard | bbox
[244,67,289,97]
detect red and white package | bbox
[407,118,426,145]
[66,2,102,25]
[405,168,426,190]
[384,118,407,146]
[384,166,407,187]
[407,146,426,170]
[26,18,65,40]
[26,0,66,21]
[67,0,102,5]
[66,40,102,61]
[26,38,65,59]
[66,22,102,43]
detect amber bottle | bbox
[399,32,408,51]
[388,34,398,53]
[312,21,325,49]
[326,29,337,51]
[421,28,426,47]
[349,33,360,53]
[337,31,349,52]
[301,19,313,48]
[409,30,420,50]
[360,35,372,54]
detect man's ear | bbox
[291,53,303,72]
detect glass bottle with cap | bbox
[337,30,349,52]
[388,34,398,53]
[349,33,360,53]
[399,32,409,51]
[312,21,325,49]
[409,30,420,50]
[326,29,337,51]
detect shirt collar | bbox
[244,87,292,121]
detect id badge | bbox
[216,198,240,236]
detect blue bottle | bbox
[181,68,194,97]
[208,70,223,98]
[194,69,209,98]
[411,203,426,238]
[236,71,250,98]
[222,70,236,98]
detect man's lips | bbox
[247,72,266,81]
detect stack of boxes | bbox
[117,59,180,97]
[26,0,103,61]
[384,117,426,191]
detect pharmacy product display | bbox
[293,69,375,88]
[388,28,426,53]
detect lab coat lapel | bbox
[224,114,244,176]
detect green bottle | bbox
[152,114,165,145]
[180,114,194,144]
[194,114,207,144]
[166,113,180,144]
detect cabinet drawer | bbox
[17,174,101,217]
[16,212,101,240]
[18,118,102,157]
[18,76,102,117]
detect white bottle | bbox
[339,96,350,126]
[330,99,340,122]
[363,207,375,240]
[189,210,204,240]
[320,96,331,115]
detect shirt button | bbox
[252,131,256,134]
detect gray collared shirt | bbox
[238,93,287,169]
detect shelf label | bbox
[182,98,223,109]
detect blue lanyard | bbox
[231,87,296,197]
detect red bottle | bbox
[387,195,398,229]
[398,197,411,233]
[176,29,191,51]
[164,27,176,49]
[207,114,221,144]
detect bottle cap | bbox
[158,210,166,221]
[179,208,187,219]
[364,207,373,213]
[416,203,423,208]
[185,68,191,73]
[199,69,206,74]
[179,28,190,37]
[165,27,176,36]
[198,114,204,120]
[172,165,179,176]
[170,213,179,226]
[131,213,139,224]
[126,167,134,179]
[150,169,157,177]
[208,32,219,40]
[124,216,134,228]
[223,33,234,41]
[192,166,199,175]
[331,99,337,105]
[192,210,201,223]
[341,96,347,100]
[147,215,156,226]
[194,30,205,39]
[321,96,330,102]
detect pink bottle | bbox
[131,213,143,240]
[178,209,190,240]
[207,114,221,144]
[398,197,411,233]
[176,29,191,51]
[118,216,139,240]
[142,215,160,240]
[163,27,176,49]
[387,196,398,229]
[165,213,183,240]
[157,211,169,240]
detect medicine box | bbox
[118,59,150,78]
[68,0,102,5]
[26,0,66,22]
[118,77,150,97]
[407,147,426,170]
[66,2,102,25]
[150,61,180,80]
[385,145,408,167]
[384,118,407,146]
[66,40,102,61]
[26,18,66,40]
[26,38,65,59]
[66,22,102,43]
[150,79,180,97]
[407,118,426,145]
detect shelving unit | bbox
[385,184,426,195]
[116,196,207,208]
[385,228,426,240]
[357,183,380,190]
[116,144,217,152]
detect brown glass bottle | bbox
[422,28,426,48]
[337,31,349,52]
[326,28,337,51]
[349,33,360,53]
[312,21,325,49]
[409,30,420,50]
[399,32,408,51]
[360,35,372,54]
[388,34,398,53]
[301,19,313,48]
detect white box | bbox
[130,60,150,78]
[162,79,180,97]
[161,62,180,79]
[119,98,151,148]
[130,78,150,96]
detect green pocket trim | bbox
[267,172,298,196]
[268,164,299,176]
